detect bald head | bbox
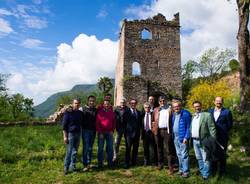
[214,96,223,109]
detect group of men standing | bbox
[62,94,233,181]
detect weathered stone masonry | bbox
[114,13,182,106]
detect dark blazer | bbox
[208,107,233,142]
[123,108,141,138]
[114,106,129,133]
[141,111,153,139]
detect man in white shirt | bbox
[191,101,216,180]
[152,96,175,175]
[208,96,233,177]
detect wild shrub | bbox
[186,80,233,111]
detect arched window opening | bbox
[132,62,141,76]
[156,32,160,40]
[156,60,160,69]
[141,28,152,40]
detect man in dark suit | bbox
[141,102,158,166]
[123,99,141,168]
[113,98,129,163]
[208,96,233,176]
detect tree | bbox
[229,59,240,72]
[236,0,250,112]
[23,98,34,116]
[182,60,197,99]
[196,47,235,81]
[8,93,34,120]
[0,74,9,93]
[97,77,113,96]
[8,93,25,119]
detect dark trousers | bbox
[113,130,124,160]
[212,140,228,175]
[142,130,158,164]
[155,128,175,168]
[125,135,140,166]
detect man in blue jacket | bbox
[62,98,84,175]
[208,96,233,177]
[172,99,191,178]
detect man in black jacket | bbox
[113,98,128,163]
[81,95,97,171]
[123,99,141,168]
[62,98,83,175]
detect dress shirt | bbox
[144,112,151,131]
[214,108,221,122]
[191,113,200,138]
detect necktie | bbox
[133,109,137,118]
[145,113,149,131]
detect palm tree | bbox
[97,77,113,96]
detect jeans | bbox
[97,132,114,166]
[113,130,124,160]
[64,131,81,170]
[82,129,96,166]
[193,139,210,178]
[174,136,189,174]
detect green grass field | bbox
[0,125,249,184]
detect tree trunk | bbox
[237,0,250,112]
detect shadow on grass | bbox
[226,163,250,182]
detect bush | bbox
[186,80,233,111]
[229,59,239,72]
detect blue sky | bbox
[0,0,147,67]
[0,0,240,104]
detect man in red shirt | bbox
[96,100,116,168]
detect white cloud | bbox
[24,16,48,29]
[21,38,44,48]
[3,0,241,105]
[7,73,24,89]
[3,33,118,104]
[0,18,13,35]
[125,0,238,64]
[97,9,108,18]
[0,9,13,16]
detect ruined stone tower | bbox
[114,13,182,106]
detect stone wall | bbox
[115,13,182,105]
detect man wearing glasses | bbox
[123,99,141,168]
[191,101,216,180]
[141,102,158,166]
[172,99,191,178]
[152,96,175,175]
[113,98,129,164]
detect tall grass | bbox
[0,125,249,184]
